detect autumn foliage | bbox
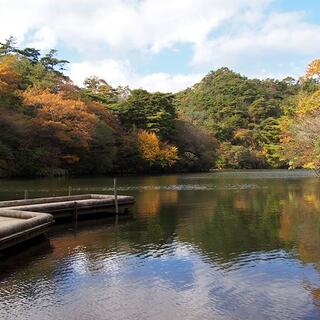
[0,50,118,176]
[280,59,320,170]
[0,45,184,176]
[22,88,97,149]
[0,57,20,93]
[137,130,178,169]
[305,59,320,79]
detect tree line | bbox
[0,38,319,177]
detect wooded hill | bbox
[0,38,319,177]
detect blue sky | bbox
[1,0,320,92]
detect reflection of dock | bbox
[0,194,135,250]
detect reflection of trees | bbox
[0,239,52,281]
[279,180,320,266]
[135,190,178,216]
[128,176,320,265]
[276,179,320,310]
[177,187,285,263]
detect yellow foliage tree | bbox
[137,130,178,168]
[305,59,320,79]
[280,59,320,170]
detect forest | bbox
[0,38,319,177]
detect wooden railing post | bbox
[74,201,78,223]
[113,178,119,214]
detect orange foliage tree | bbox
[0,56,21,97]
[22,88,98,165]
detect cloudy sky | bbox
[1,0,320,92]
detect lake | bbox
[1,170,320,320]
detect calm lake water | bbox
[1,170,320,320]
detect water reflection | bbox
[1,171,320,319]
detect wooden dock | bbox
[0,194,135,250]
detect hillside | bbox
[0,39,319,177]
[175,68,299,168]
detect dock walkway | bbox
[0,194,135,250]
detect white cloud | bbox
[0,0,268,52]
[191,11,320,70]
[137,72,204,92]
[27,27,57,50]
[1,0,319,90]
[68,59,204,92]
[68,60,132,87]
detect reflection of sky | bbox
[125,255,195,291]
[206,254,320,319]
[52,243,196,296]
[5,242,319,320]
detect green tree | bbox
[40,49,69,73]
[113,89,176,140]
[176,68,299,168]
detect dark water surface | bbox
[1,170,320,319]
